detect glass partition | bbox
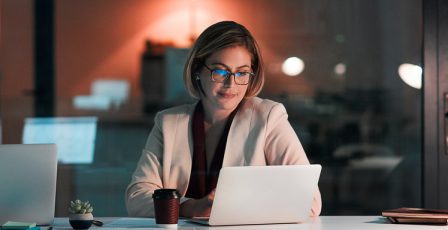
[0,0,422,216]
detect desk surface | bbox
[53,216,446,229]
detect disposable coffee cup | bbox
[153,189,180,228]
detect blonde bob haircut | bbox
[183,21,264,99]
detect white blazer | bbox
[126,97,322,217]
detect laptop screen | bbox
[22,117,97,164]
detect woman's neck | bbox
[201,102,235,125]
[204,108,233,125]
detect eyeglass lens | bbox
[212,69,250,85]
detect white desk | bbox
[52,216,446,229]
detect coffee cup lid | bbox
[153,189,180,199]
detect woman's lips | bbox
[218,92,235,98]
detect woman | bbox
[126,21,322,218]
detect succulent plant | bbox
[69,199,93,214]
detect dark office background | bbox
[0,0,422,216]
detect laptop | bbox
[0,144,58,226]
[188,164,321,226]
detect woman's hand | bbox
[179,189,215,218]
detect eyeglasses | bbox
[202,64,254,85]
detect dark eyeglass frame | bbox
[202,64,254,85]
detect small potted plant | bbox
[68,199,94,229]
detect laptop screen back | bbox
[208,165,321,226]
[0,144,58,226]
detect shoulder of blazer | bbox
[154,102,198,122]
[242,97,287,118]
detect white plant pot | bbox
[69,213,93,220]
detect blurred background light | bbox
[335,34,345,43]
[334,63,346,75]
[398,63,422,89]
[282,57,305,76]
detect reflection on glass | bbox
[1,0,423,216]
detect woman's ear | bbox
[194,72,206,96]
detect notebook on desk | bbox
[187,164,321,226]
[0,144,58,226]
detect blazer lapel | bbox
[172,102,196,195]
[222,99,255,167]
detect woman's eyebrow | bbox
[209,62,251,69]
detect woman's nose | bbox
[223,74,236,87]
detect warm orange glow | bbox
[57,0,257,100]
[145,4,226,47]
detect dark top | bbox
[185,101,239,199]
